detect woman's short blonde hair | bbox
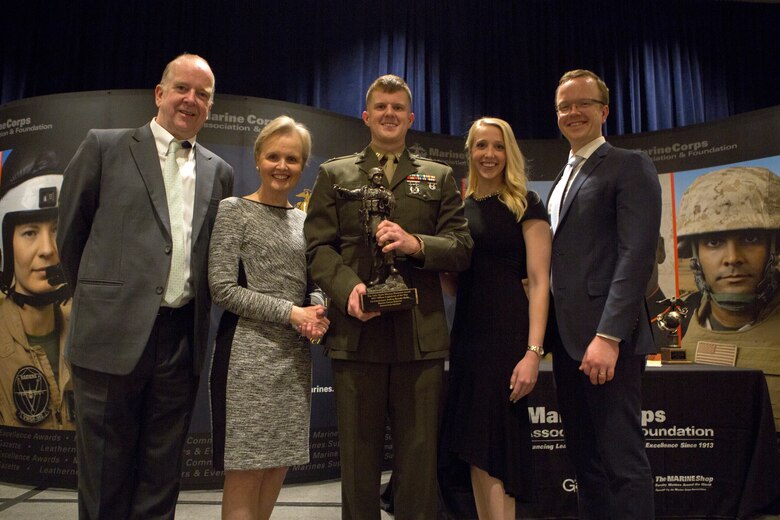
[253,115,312,166]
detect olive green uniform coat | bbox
[304,145,472,519]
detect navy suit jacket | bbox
[58,124,233,376]
[548,142,661,360]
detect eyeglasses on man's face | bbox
[555,99,606,115]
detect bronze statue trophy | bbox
[656,296,689,362]
[334,168,418,312]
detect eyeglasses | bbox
[555,99,606,114]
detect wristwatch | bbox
[527,344,544,357]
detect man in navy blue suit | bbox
[547,69,661,519]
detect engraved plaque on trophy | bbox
[334,167,418,312]
[360,275,419,312]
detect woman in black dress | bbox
[441,117,551,519]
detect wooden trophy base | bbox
[661,346,690,364]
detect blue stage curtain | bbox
[2,0,778,139]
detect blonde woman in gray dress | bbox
[209,116,329,519]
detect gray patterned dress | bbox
[208,196,315,470]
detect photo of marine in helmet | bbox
[0,151,74,429]
[677,166,780,431]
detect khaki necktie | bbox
[162,140,187,304]
[381,154,397,183]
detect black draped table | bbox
[440,363,780,519]
[2,363,779,519]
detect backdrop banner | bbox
[1,93,778,517]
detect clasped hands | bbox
[291,305,330,341]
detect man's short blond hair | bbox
[365,75,412,107]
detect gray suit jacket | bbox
[548,142,661,359]
[58,124,233,375]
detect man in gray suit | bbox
[546,69,661,519]
[57,53,233,519]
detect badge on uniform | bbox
[13,366,51,425]
[406,173,437,193]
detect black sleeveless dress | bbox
[441,190,548,503]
